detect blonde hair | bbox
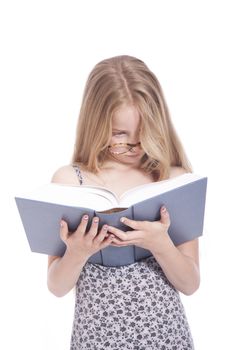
[72,55,192,180]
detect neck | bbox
[101,160,140,172]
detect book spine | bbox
[131,205,153,260]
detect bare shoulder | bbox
[51,165,79,185]
[169,166,187,179]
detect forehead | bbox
[112,104,141,129]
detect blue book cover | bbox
[15,173,207,267]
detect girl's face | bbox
[109,104,144,165]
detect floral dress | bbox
[70,166,194,350]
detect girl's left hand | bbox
[107,206,172,253]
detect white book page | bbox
[119,173,204,207]
[16,173,204,210]
[16,183,118,211]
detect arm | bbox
[47,216,114,297]
[47,251,88,298]
[47,166,114,297]
[150,238,200,295]
[153,166,199,294]
[47,165,86,297]
[107,207,200,296]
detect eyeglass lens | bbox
[109,143,140,154]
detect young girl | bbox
[47,55,199,349]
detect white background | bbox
[0,1,232,349]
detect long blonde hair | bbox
[72,55,192,180]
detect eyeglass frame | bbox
[108,142,141,155]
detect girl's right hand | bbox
[59,215,114,261]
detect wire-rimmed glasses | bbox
[108,142,141,155]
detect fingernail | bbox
[94,217,99,223]
[103,225,108,231]
[120,217,126,223]
[83,215,89,220]
[60,221,64,228]
[162,206,167,212]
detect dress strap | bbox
[72,165,84,185]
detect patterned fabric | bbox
[70,256,194,349]
[73,165,84,185]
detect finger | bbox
[75,214,89,235]
[100,233,115,249]
[87,217,100,238]
[107,225,129,241]
[110,238,136,246]
[160,206,171,227]
[120,217,143,230]
[60,220,69,242]
[107,226,140,241]
[94,224,110,244]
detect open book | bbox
[15,173,207,267]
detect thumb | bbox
[60,219,69,242]
[160,206,170,227]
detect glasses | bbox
[108,142,141,155]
